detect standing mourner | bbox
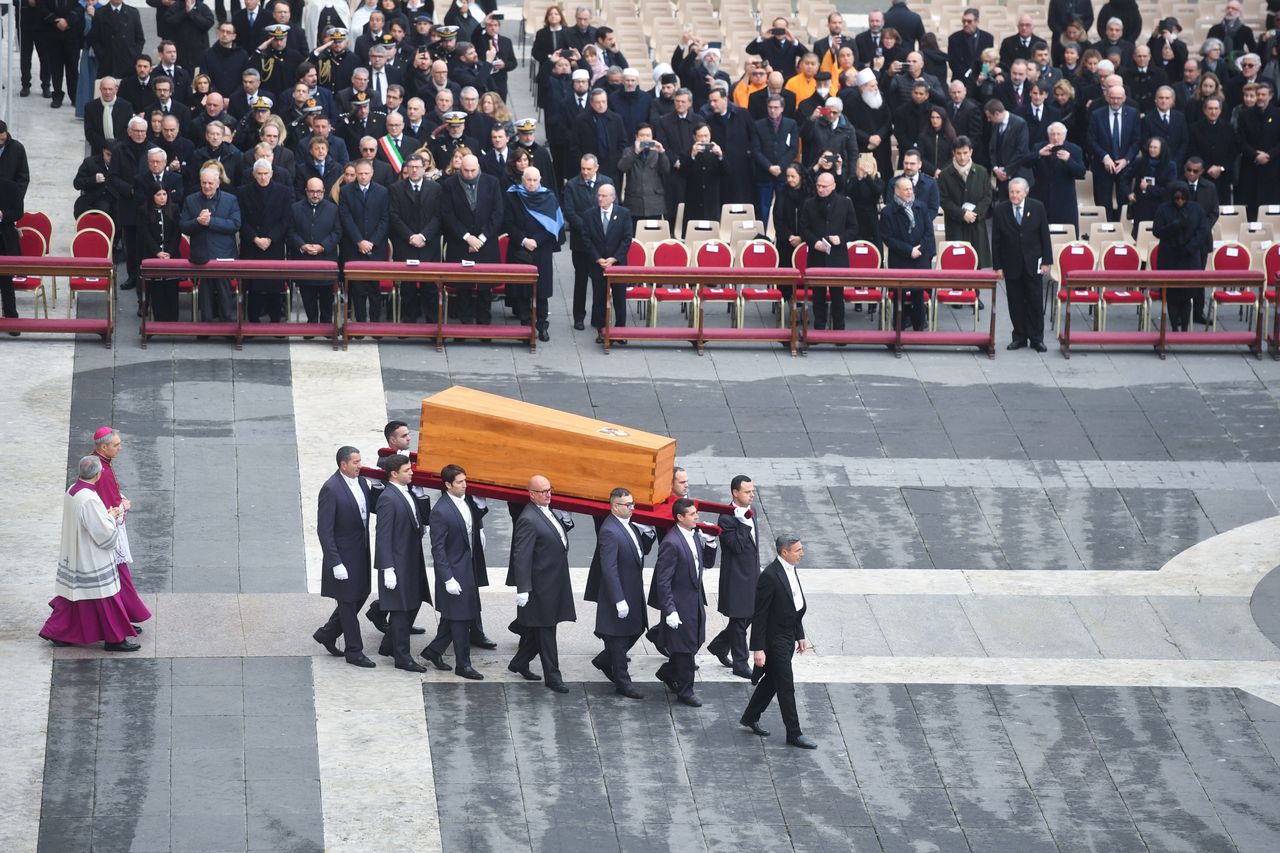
[312,446,378,668]
[39,456,140,652]
[740,535,815,749]
[504,166,564,342]
[991,177,1054,351]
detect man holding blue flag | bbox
[504,166,564,342]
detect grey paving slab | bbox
[1147,597,1280,661]
[1069,597,1185,660]
[866,595,988,657]
[958,596,1102,659]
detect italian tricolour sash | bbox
[378,136,405,173]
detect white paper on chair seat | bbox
[854,246,869,254]
[706,243,720,252]
[1226,246,1239,256]
[1071,246,1085,254]
[751,244,766,253]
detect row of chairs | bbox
[13,209,115,319]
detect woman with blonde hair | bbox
[479,91,516,135]
[414,146,442,181]
[446,145,472,176]
[330,162,357,204]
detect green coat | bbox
[937,162,993,268]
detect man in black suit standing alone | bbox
[708,475,759,680]
[440,154,504,325]
[507,474,576,693]
[91,0,145,81]
[338,158,391,321]
[653,498,718,707]
[991,177,1053,352]
[799,171,859,331]
[389,154,443,324]
[312,446,378,668]
[585,487,656,698]
[374,454,431,673]
[740,535,814,749]
[421,464,485,680]
[579,183,633,342]
[880,175,937,331]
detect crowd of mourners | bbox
[3,0,1280,339]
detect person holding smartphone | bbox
[1127,135,1176,239]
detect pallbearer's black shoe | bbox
[313,630,342,657]
[347,654,376,668]
[420,648,451,671]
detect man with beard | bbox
[649,72,679,120]
[1208,0,1256,62]
[676,43,729,110]
[846,68,893,179]
[610,68,654,139]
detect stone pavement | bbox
[4,6,1280,851]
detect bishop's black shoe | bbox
[104,638,141,652]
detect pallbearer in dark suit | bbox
[740,535,815,748]
[389,153,444,324]
[313,446,378,668]
[644,466,691,657]
[991,177,1053,352]
[507,475,576,693]
[579,184,633,341]
[365,422,429,636]
[422,464,485,679]
[585,488,657,698]
[653,499,719,707]
[708,475,759,680]
[374,454,432,673]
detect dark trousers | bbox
[148,279,180,322]
[893,288,929,331]
[2,279,19,318]
[589,268,628,330]
[743,637,801,738]
[657,652,696,700]
[40,36,79,100]
[549,142,570,188]
[510,625,562,685]
[379,605,421,666]
[453,284,491,324]
[1191,287,1207,323]
[20,27,49,91]
[399,281,437,323]
[593,633,640,689]
[1093,171,1128,221]
[300,282,334,323]
[644,624,668,655]
[572,252,591,324]
[427,617,472,670]
[1005,268,1045,344]
[810,286,845,330]
[246,280,284,322]
[124,225,142,293]
[349,280,381,321]
[471,610,488,642]
[198,278,234,322]
[317,596,367,661]
[708,617,750,668]
[1167,288,1195,332]
[515,293,550,330]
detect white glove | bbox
[472,497,487,509]
[634,523,656,537]
[383,568,397,590]
[515,592,529,607]
[665,611,681,629]
[332,563,348,581]
[734,505,750,519]
[410,485,429,498]
[616,601,629,619]
[701,534,719,549]
[445,577,462,595]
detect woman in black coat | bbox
[530,5,573,99]
[677,125,725,235]
[848,153,884,252]
[920,34,950,85]
[1128,136,1176,237]
[1152,182,1211,331]
[73,148,120,219]
[138,186,182,322]
[918,106,956,178]
[773,164,810,267]
[238,160,294,323]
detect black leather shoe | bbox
[574,321,585,330]
[731,666,753,680]
[132,624,144,634]
[104,638,141,652]
[1193,314,1208,326]
[595,333,604,344]
[1031,341,1047,353]
[365,606,388,633]
[456,666,484,680]
[50,95,63,108]
[787,734,818,749]
[616,686,644,699]
[120,280,137,291]
[313,630,343,657]
[740,718,771,737]
[676,694,703,707]
[538,328,550,342]
[420,648,452,671]
[508,663,541,681]
[19,86,30,97]
[713,650,732,669]
[590,657,612,677]
[395,660,428,673]
[41,85,51,98]
[1006,340,1027,350]
[471,635,498,649]
[546,681,570,693]
[347,654,376,668]
[410,626,427,635]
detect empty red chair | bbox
[838,241,886,328]
[932,241,979,330]
[1208,241,1257,330]
[622,241,651,324]
[12,227,50,318]
[75,210,115,244]
[694,240,737,323]
[67,228,113,318]
[1052,241,1099,330]
[1098,242,1147,330]
[738,239,785,327]
[648,239,693,326]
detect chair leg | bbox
[929,295,939,331]
[1209,300,1218,331]
[973,302,980,332]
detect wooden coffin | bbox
[417,386,676,505]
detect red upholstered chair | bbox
[932,241,979,331]
[738,239,785,327]
[13,227,50,318]
[75,210,115,244]
[176,236,200,321]
[67,228,113,318]
[1098,242,1147,330]
[840,240,886,328]
[1208,241,1257,330]
[19,211,55,304]
[624,241,651,323]
[1052,241,1099,330]
[648,239,693,327]
[1263,242,1280,331]
[694,240,737,323]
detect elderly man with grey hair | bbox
[239,157,294,322]
[181,165,242,321]
[991,176,1053,351]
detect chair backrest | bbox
[498,232,509,264]
[1056,241,1097,280]
[71,227,112,260]
[1048,223,1078,241]
[685,219,718,242]
[626,241,648,267]
[651,239,691,267]
[739,239,780,268]
[1147,242,1159,269]
[846,240,881,269]
[76,210,116,242]
[1241,221,1275,243]
[1100,241,1142,271]
[1216,205,1244,241]
[1210,240,1252,272]
[694,239,733,268]
[1078,205,1106,237]
[1263,242,1280,286]
[720,203,756,222]
[791,242,808,273]
[18,211,53,247]
[179,234,191,259]
[634,219,669,243]
[937,241,978,271]
[17,227,48,257]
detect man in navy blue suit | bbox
[338,158,390,321]
[1086,86,1140,220]
[879,175,937,331]
[585,487,657,698]
[885,149,940,214]
[654,498,718,707]
[288,178,342,325]
[578,184,633,341]
[421,464,486,680]
[312,446,378,668]
[752,95,800,224]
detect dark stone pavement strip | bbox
[423,681,1280,853]
[39,658,323,853]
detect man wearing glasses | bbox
[507,475,576,693]
[947,8,994,85]
[1226,53,1263,111]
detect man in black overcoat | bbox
[312,446,378,667]
[799,171,859,330]
[991,177,1053,351]
[388,153,443,323]
[440,153,503,324]
[585,487,656,698]
[288,178,342,325]
[374,454,432,673]
[708,475,761,680]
